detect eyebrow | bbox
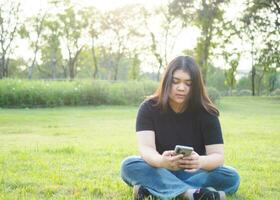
[172,77,192,81]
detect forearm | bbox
[199,153,224,171]
[139,146,163,168]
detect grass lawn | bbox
[0,96,279,199]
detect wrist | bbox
[157,154,165,168]
[199,155,206,169]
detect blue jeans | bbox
[121,156,240,200]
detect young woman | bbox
[121,56,240,200]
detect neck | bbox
[169,100,187,113]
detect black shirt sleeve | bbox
[136,100,155,132]
[201,113,224,145]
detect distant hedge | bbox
[0,79,158,108]
[0,79,220,108]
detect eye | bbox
[172,79,180,84]
[185,80,192,86]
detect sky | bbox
[17,0,251,75]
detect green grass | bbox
[0,97,279,199]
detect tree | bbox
[40,18,63,79]
[169,0,228,82]
[223,52,240,95]
[76,46,96,78]
[80,6,101,79]
[19,11,48,79]
[58,3,87,80]
[240,0,280,95]
[142,5,182,81]
[0,0,21,78]
[128,54,141,80]
[206,63,227,93]
[255,42,279,95]
[7,57,27,78]
[100,4,144,80]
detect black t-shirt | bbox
[136,99,223,155]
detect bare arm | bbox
[136,131,162,167]
[200,144,224,171]
[137,131,183,170]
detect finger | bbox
[163,150,175,156]
[177,160,194,166]
[183,154,199,161]
[179,163,199,169]
[170,150,177,156]
[177,159,188,164]
[182,156,193,160]
[179,159,199,165]
[171,154,184,161]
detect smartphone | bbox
[174,145,193,156]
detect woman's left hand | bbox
[178,151,202,172]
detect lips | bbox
[175,94,186,98]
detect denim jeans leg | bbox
[180,166,240,194]
[120,155,193,199]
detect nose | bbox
[177,82,186,91]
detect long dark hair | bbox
[149,56,219,116]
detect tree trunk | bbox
[157,63,163,82]
[251,65,256,96]
[113,55,122,81]
[113,62,119,81]
[68,47,83,80]
[69,59,75,80]
[91,37,98,79]
[269,69,277,93]
[4,58,9,77]
[256,68,266,96]
[0,55,6,78]
[51,59,56,80]
[28,63,35,80]
[62,64,68,79]
[200,56,207,84]
[199,22,213,84]
[28,41,40,79]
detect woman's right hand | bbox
[160,150,184,171]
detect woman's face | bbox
[169,69,192,107]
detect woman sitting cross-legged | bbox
[121,56,240,200]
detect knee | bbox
[120,156,143,186]
[120,156,142,175]
[220,166,240,193]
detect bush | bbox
[271,88,280,96]
[0,79,224,107]
[206,87,220,103]
[0,79,158,108]
[107,81,157,105]
[237,89,252,96]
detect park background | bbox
[0,0,279,199]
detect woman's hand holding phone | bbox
[160,147,201,172]
[174,145,201,172]
[179,151,201,172]
[160,150,184,171]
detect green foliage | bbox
[236,76,251,91]
[206,87,220,103]
[224,53,240,90]
[271,88,280,96]
[128,55,141,80]
[169,0,228,81]
[0,1,21,79]
[237,89,252,96]
[0,79,158,108]
[206,65,227,94]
